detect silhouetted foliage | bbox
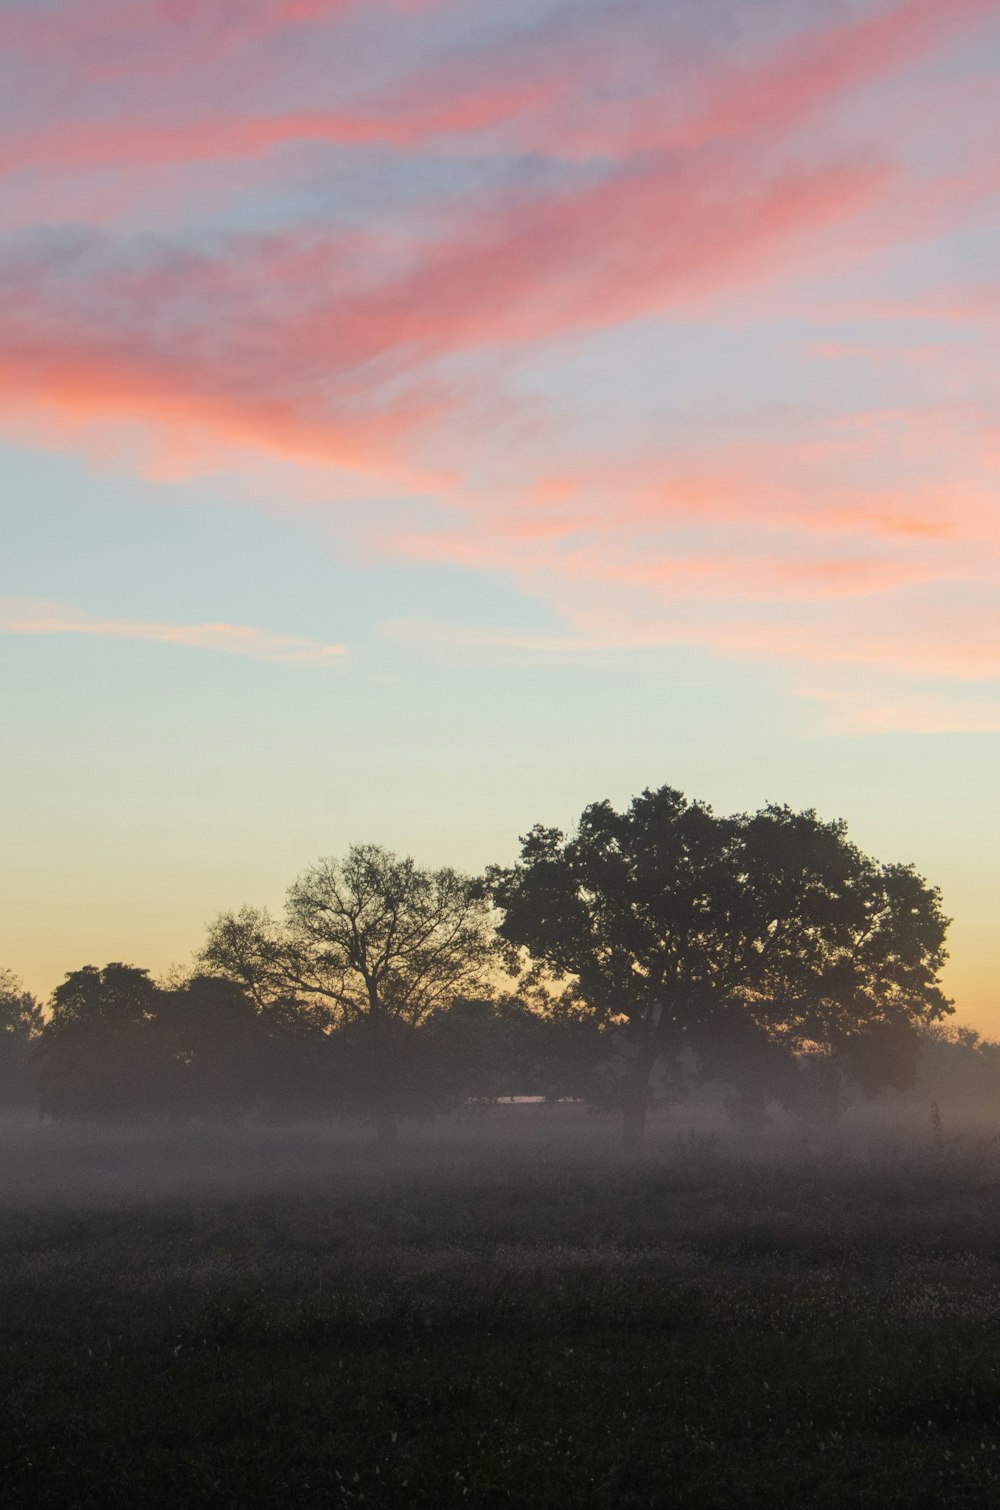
[916,1023,1000,1109]
[201,844,495,1144]
[35,964,335,1121]
[23,794,961,1139]
[37,964,166,1120]
[488,785,953,1145]
[0,969,43,1108]
[153,975,269,1117]
[422,994,605,1105]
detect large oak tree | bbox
[488,786,952,1145]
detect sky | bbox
[1,0,998,1027]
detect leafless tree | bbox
[202,844,495,1145]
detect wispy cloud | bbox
[0,155,891,457]
[0,599,346,665]
[2,0,994,464]
[387,604,1000,684]
[0,0,997,720]
[2,0,992,177]
[387,609,1000,735]
[794,681,1000,737]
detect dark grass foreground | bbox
[2,1122,1000,1507]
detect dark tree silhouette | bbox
[35,963,330,1121]
[0,969,44,1109]
[154,975,268,1117]
[201,843,495,1146]
[488,786,952,1147]
[422,993,604,1106]
[36,963,165,1119]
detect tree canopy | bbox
[34,963,333,1121]
[488,785,952,1143]
[0,969,43,1108]
[201,843,495,1142]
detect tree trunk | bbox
[621,1033,659,1151]
[364,996,401,1153]
[622,1094,649,1150]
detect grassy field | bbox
[2,1110,1000,1507]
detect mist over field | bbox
[5,1093,1000,1507]
[0,1077,996,1207]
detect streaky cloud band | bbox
[0,597,346,665]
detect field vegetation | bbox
[2,1109,1000,1507]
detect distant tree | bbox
[154,975,266,1117]
[488,786,952,1147]
[915,1023,1000,1113]
[36,963,338,1122]
[36,963,166,1119]
[0,969,44,1109]
[46,961,161,1029]
[245,990,340,1118]
[422,993,604,1106]
[201,844,495,1146]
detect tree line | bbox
[1,784,967,1146]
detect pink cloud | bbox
[0,0,416,75]
[384,404,1000,585]
[2,0,993,482]
[662,0,996,146]
[523,0,998,163]
[792,681,1000,736]
[391,524,955,607]
[817,284,1000,326]
[691,616,1000,685]
[0,83,567,180]
[500,437,978,546]
[2,0,993,184]
[0,598,346,664]
[387,611,1000,681]
[385,600,1000,738]
[0,338,450,484]
[372,393,1000,730]
[0,0,996,731]
[0,154,896,482]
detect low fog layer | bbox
[0,1084,996,1208]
